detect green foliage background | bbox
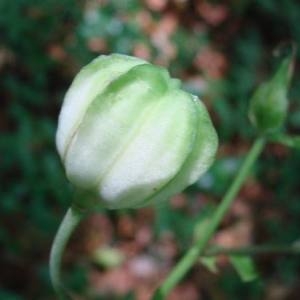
[1,0,300,299]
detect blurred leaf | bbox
[270,134,300,149]
[0,290,23,300]
[200,256,219,274]
[92,247,125,269]
[229,255,258,282]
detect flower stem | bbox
[50,206,85,299]
[204,244,300,256]
[153,137,266,300]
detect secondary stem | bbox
[50,206,85,300]
[204,244,300,256]
[153,137,266,299]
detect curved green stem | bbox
[50,206,85,299]
[153,137,266,300]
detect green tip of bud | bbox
[56,54,218,209]
[248,52,295,134]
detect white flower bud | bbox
[56,54,218,209]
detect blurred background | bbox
[1,0,300,299]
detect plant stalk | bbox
[153,137,266,299]
[204,244,300,256]
[49,206,85,300]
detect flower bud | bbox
[56,54,218,209]
[248,54,294,134]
